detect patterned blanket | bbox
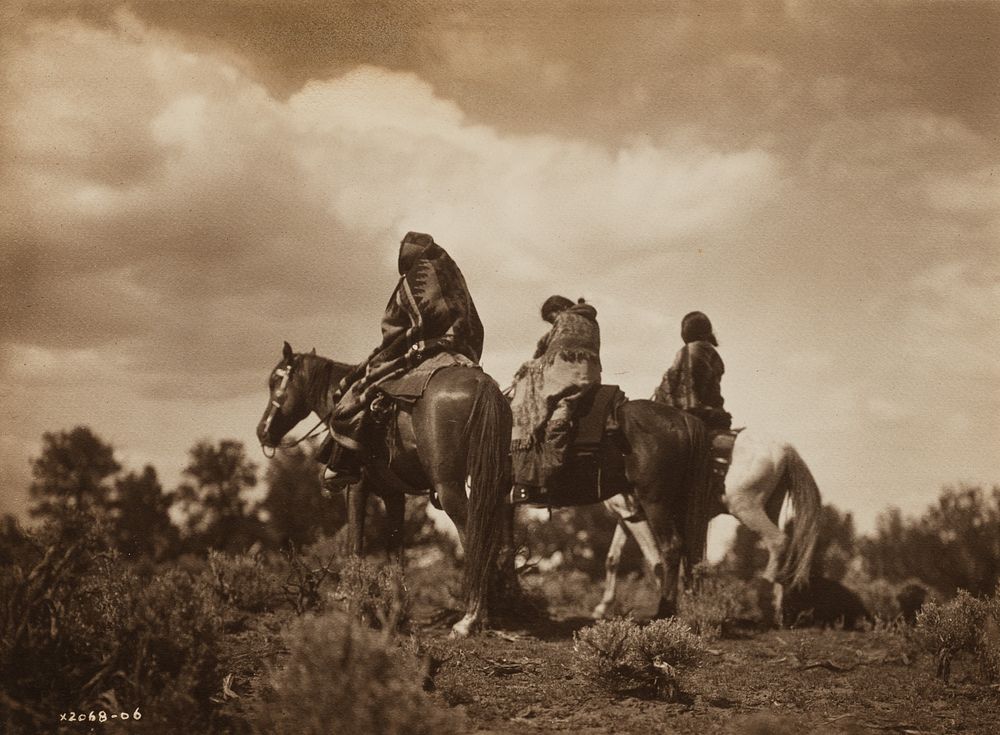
[331,234,483,424]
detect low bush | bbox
[207,550,281,613]
[0,517,228,734]
[680,564,761,639]
[280,544,338,615]
[916,586,1000,682]
[128,569,227,728]
[254,612,458,735]
[333,557,411,631]
[574,617,705,699]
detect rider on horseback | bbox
[509,296,602,492]
[652,310,732,431]
[319,231,484,483]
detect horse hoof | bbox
[450,616,476,638]
[592,604,609,620]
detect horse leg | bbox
[411,370,511,638]
[492,504,522,610]
[732,501,786,584]
[433,480,480,637]
[639,495,684,619]
[436,481,468,550]
[723,432,788,582]
[383,490,406,568]
[723,438,787,626]
[593,522,628,619]
[346,480,369,557]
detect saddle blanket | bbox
[377,351,477,401]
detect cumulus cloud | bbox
[1,5,997,530]
[2,13,780,395]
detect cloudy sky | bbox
[1,1,997,540]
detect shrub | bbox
[916,587,1000,683]
[254,612,458,735]
[126,569,227,728]
[0,517,125,732]
[980,589,1000,680]
[0,518,227,734]
[574,617,705,699]
[333,558,410,631]
[680,564,760,639]
[207,549,281,613]
[280,544,338,615]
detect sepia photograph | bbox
[1,1,998,733]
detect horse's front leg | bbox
[593,522,627,619]
[346,479,369,557]
[383,490,406,568]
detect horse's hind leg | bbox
[436,480,468,550]
[638,493,684,619]
[724,450,786,585]
[434,480,480,637]
[724,441,788,625]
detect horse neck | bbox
[298,354,354,418]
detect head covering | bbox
[398,231,436,274]
[540,295,574,323]
[681,311,718,346]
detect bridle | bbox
[260,361,329,458]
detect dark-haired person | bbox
[509,296,601,491]
[652,310,732,430]
[320,231,484,482]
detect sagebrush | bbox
[680,564,761,638]
[574,617,705,699]
[333,557,411,630]
[0,517,228,734]
[916,586,1000,682]
[254,612,458,735]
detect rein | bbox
[262,413,331,458]
[260,356,336,458]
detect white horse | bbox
[592,428,822,622]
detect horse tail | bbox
[681,413,714,578]
[778,446,821,589]
[462,377,513,614]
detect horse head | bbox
[256,341,314,450]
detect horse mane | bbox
[301,353,356,410]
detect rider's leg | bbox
[325,413,364,482]
[540,400,573,486]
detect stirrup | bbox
[509,484,548,505]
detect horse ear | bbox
[283,341,293,360]
[310,347,316,355]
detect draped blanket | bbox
[331,236,483,426]
[509,302,601,485]
[651,339,731,429]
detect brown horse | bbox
[513,394,721,618]
[586,399,718,618]
[520,398,820,621]
[256,342,512,637]
[593,428,823,622]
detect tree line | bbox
[6,424,999,598]
[10,425,346,560]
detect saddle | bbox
[376,352,477,403]
[708,428,742,492]
[510,385,630,507]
